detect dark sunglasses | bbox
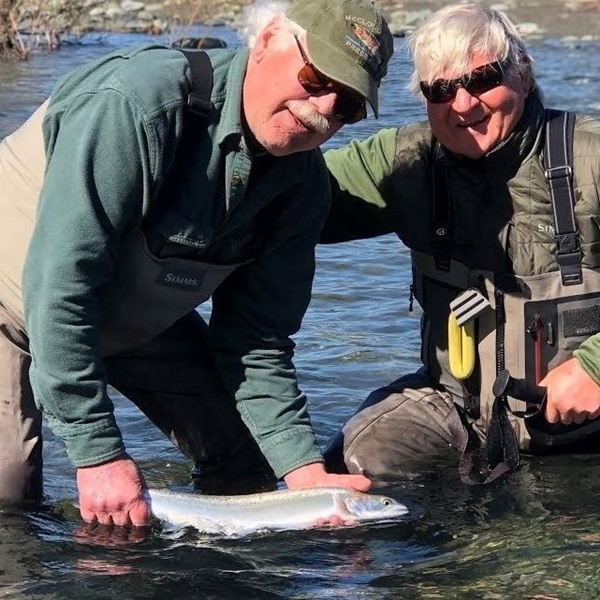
[293,36,367,124]
[420,60,506,104]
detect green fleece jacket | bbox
[23,44,329,477]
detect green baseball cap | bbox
[287,0,393,117]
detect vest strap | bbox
[544,109,581,285]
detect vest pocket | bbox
[523,292,600,385]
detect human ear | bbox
[249,16,285,64]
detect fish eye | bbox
[382,498,393,506]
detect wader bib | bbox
[99,230,243,355]
[412,255,600,449]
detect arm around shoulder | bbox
[322,125,430,243]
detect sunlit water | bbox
[1,25,600,600]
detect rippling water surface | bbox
[1,25,600,600]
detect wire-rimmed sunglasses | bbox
[420,60,506,104]
[293,35,367,125]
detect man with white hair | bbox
[323,4,600,482]
[0,0,393,525]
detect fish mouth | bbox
[342,494,409,521]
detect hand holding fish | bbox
[75,460,373,532]
[283,461,371,492]
[76,454,151,526]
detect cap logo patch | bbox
[344,19,384,75]
[351,23,380,56]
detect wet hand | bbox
[283,462,371,492]
[72,521,150,548]
[76,454,151,526]
[540,357,600,425]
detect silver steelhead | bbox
[146,487,408,536]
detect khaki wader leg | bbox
[324,372,473,479]
[0,303,43,502]
[105,310,276,494]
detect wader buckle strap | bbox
[543,109,581,286]
[177,49,215,117]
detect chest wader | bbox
[0,101,49,326]
[415,110,600,484]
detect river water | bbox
[1,25,600,600]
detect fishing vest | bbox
[410,110,600,462]
[0,49,244,354]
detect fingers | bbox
[283,462,373,492]
[96,511,114,526]
[546,404,593,426]
[76,456,151,528]
[312,514,353,528]
[78,498,151,527]
[542,358,600,426]
[545,405,560,424]
[129,499,152,527]
[109,511,130,527]
[79,505,98,524]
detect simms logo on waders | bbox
[157,269,205,290]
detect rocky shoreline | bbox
[43,0,600,42]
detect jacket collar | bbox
[215,49,249,149]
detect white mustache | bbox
[286,100,332,134]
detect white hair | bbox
[238,0,293,48]
[407,3,535,96]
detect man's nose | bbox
[451,86,480,112]
[309,90,338,118]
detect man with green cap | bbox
[0,0,393,526]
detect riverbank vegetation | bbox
[0,0,253,59]
[1,0,103,58]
